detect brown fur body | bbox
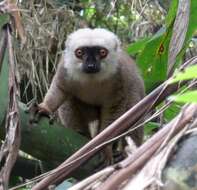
[40,51,145,145]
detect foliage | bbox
[127,0,197,93]
[127,0,197,133]
[168,64,197,104]
[0,0,197,189]
[169,64,197,84]
[136,29,170,92]
[169,91,197,103]
[127,37,151,56]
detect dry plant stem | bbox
[0,28,7,73]
[122,125,189,190]
[168,0,190,76]
[8,3,26,44]
[0,27,20,189]
[68,167,115,190]
[98,104,197,190]
[156,125,189,182]
[0,0,26,44]
[32,80,184,190]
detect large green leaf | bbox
[165,0,178,28]
[135,0,180,92]
[136,28,171,92]
[135,0,197,93]
[127,37,151,56]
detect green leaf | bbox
[127,37,151,56]
[168,64,197,84]
[0,49,8,124]
[169,90,197,103]
[136,0,197,93]
[165,0,178,28]
[163,103,181,121]
[83,7,96,18]
[144,122,159,136]
[0,14,10,29]
[136,28,171,92]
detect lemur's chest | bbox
[71,80,114,105]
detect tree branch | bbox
[99,104,197,190]
[32,66,194,190]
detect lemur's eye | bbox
[75,48,83,59]
[99,48,108,58]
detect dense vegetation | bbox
[0,0,197,189]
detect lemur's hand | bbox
[26,101,54,126]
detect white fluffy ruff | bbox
[64,28,121,82]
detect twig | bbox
[168,0,190,76]
[68,167,115,190]
[122,123,189,190]
[98,104,197,190]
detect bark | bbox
[99,104,197,190]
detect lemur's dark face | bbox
[75,46,108,73]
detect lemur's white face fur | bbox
[64,28,121,82]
